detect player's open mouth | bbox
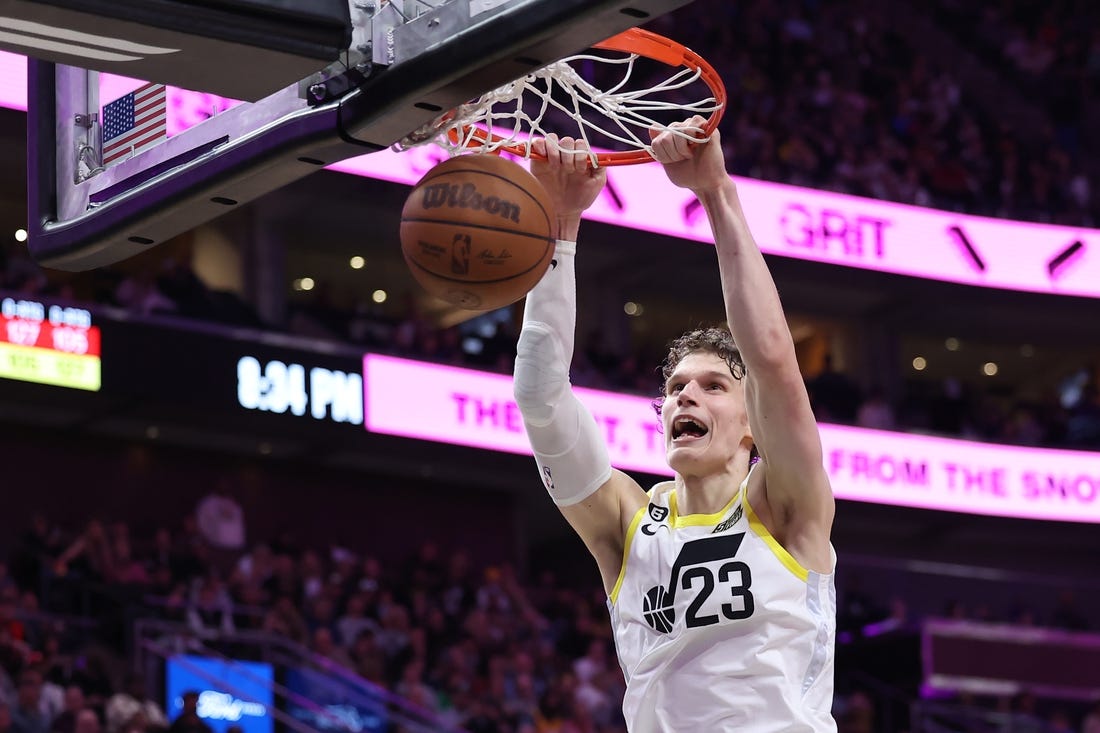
[672,416,708,442]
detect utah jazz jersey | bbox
[607,469,837,732]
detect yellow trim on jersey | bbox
[609,504,647,605]
[668,488,741,528]
[743,494,810,583]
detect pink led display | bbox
[0,52,25,110]
[2,51,1097,299]
[334,144,1100,300]
[365,354,1100,524]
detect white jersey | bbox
[607,469,837,732]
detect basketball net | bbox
[396,28,726,167]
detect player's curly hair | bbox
[652,326,759,462]
[660,327,746,385]
[652,326,746,418]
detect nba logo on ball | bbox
[400,154,555,312]
[643,584,675,634]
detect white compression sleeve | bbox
[513,240,612,506]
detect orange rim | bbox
[456,27,726,166]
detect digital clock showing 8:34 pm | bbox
[0,297,101,391]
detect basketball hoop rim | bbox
[457,27,727,166]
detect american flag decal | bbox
[101,82,167,167]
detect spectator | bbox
[110,540,148,587]
[260,596,307,645]
[336,594,378,648]
[104,675,168,733]
[856,388,896,431]
[809,355,862,423]
[69,655,112,709]
[49,682,82,730]
[10,516,63,592]
[71,712,97,733]
[194,489,245,552]
[298,552,328,603]
[1047,709,1074,733]
[348,630,386,686]
[113,272,176,316]
[1083,700,1100,733]
[1008,692,1046,733]
[1050,590,1089,631]
[10,671,48,733]
[0,567,14,599]
[165,693,209,733]
[185,581,234,636]
[1065,383,1100,447]
[309,628,353,670]
[261,556,300,603]
[233,545,273,587]
[53,521,114,584]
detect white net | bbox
[396,48,723,166]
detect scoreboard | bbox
[0,297,101,391]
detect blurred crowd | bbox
[2,497,1099,733]
[0,508,627,733]
[929,0,1100,152]
[646,0,1095,226]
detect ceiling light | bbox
[912,356,927,371]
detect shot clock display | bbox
[0,297,101,391]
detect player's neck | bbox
[674,455,751,516]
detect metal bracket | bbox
[298,0,397,105]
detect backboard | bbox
[14,0,697,271]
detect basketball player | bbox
[514,117,837,732]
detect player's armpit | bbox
[559,468,649,597]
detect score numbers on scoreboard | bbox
[0,297,101,391]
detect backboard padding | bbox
[27,0,698,271]
[0,0,350,101]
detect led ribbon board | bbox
[0,297,101,390]
[2,51,1096,297]
[365,355,1100,524]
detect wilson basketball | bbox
[400,154,555,311]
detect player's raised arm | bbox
[649,117,834,570]
[513,136,648,594]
